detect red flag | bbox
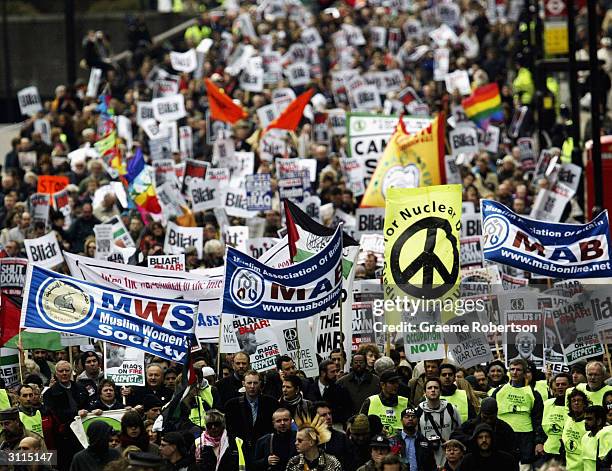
[0,294,21,346]
[205,78,247,124]
[265,89,315,133]
[283,199,299,261]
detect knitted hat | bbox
[349,414,370,434]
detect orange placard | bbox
[37,175,69,194]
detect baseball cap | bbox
[379,370,402,383]
[370,434,391,448]
[401,407,419,418]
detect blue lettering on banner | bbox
[222,226,343,320]
[481,200,612,279]
[22,266,197,363]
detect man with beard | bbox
[304,360,351,426]
[361,370,409,436]
[253,408,296,471]
[0,408,47,452]
[31,350,55,386]
[393,407,437,471]
[215,352,250,408]
[581,405,612,471]
[338,354,380,416]
[459,424,518,471]
[541,373,572,462]
[450,397,517,460]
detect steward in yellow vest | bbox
[17,384,43,437]
[560,387,589,471]
[439,364,475,423]
[189,379,218,428]
[582,406,612,471]
[542,374,572,457]
[361,370,409,436]
[565,361,612,410]
[491,359,545,465]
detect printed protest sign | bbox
[346,113,431,188]
[503,310,544,369]
[286,62,310,87]
[223,226,248,253]
[450,125,479,157]
[340,157,365,196]
[170,49,197,73]
[148,254,185,271]
[24,232,63,269]
[94,224,113,259]
[222,187,257,219]
[444,313,493,368]
[17,86,42,116]
[189,179,220,212]
[164,222,204,259]
[182,159,209,195]
[245,174,272,211]
[0,258,28,296]
[152,94,186,122]
[355,207,385,239]
[86,68,102,98]
[104,343,145,386]
[549,298,603,364]
[29,193,50,226]
[246,238,280,259]
[460,236,484,269]
[136,102,155,126]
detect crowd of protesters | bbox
[1,0,612,470]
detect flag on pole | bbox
[461,83,504,129]
[205,78,248,124]
[265,89,315,133]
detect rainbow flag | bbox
[461,83,504,129]
[126,149,161,215]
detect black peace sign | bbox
[390,217,459,299]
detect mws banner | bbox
[22,266,197,363]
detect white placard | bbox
[24,232,63,268]
[17,87,42,117]
[152,94,186,122]
[170,49,197,73]
[163,221,204,259]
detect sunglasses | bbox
[207,422,223,428]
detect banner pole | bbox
[18,330,24,384]
[69,346,74,380]
[295,319,301,370]
[216,315,223,377]
[495,338,501,360]
[604,338,612,377]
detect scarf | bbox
[197,430,229,471]
[284,393,303,408]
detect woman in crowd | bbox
[195,410,239,471]
[561,389,590,470]
[119,410,160,455]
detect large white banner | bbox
[64,253,223,343]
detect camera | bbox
[427,435,442,449]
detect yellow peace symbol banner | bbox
[361,114,446,208]
[383,185,462,323]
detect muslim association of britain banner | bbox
[21,265,197,363]
[222,226,343,320]
[481,200,612,279]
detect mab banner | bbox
[482,200,612,279]
[222,226,343,320]
[22,265,198,363]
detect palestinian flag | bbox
[283,199,358,277]
[0,294,62,350]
